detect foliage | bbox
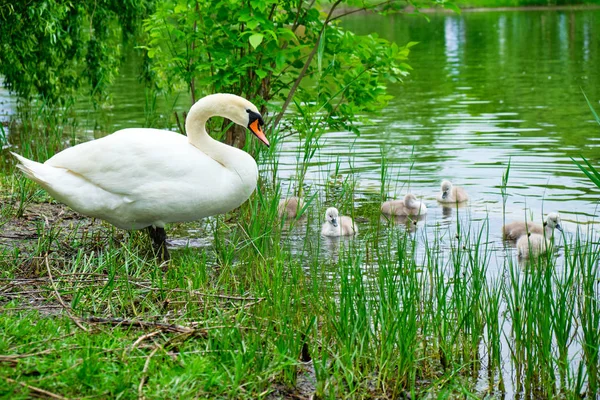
[144,0,451,138]
[0,0,153,103]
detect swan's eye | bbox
[247,110,264,127]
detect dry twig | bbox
[85,317,198,334]
[138,346,160,400]
[4,376,69,400]
[130,330,163,352]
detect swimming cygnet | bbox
[381,193,427,216]
[516,233,551,258]
[278,196,304,218]
[502,212,563,241]
[436,180,469,204]
[321,207,358,237]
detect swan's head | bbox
[440,180,453,199]
[244,108,269,147]
[235,97,269,147]
[544,212,563,231]
[191,93,269,147]
[325,207,339,227]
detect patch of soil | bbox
[267,361,317,400]
[0,202,117,268]
[0,202,123,314]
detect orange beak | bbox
[249,119,269,147]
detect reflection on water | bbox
[380,213,426,233]
[444,16,465,79]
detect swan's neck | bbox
[544,224,553,238]
[186,106,226,158]
[185,102,257,188]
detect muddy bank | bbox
[0,202,118,271]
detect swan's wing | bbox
[46,129,220,197]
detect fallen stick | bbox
[4,376,69,400]
[85,317,197,334]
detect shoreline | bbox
[414,4,600,13]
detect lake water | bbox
[333,9,600,225]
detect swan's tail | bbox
[10,152,51,184]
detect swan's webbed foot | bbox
[147,226,170,262]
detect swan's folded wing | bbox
[45,129,220,197]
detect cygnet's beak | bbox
[248,120,270,147]
[331,218,338,227]
[556,224,563,232]
[442,191,448,200]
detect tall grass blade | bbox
[582,90,600,125]
[571,156,600,190]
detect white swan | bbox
[11,93,269,260]
[381,193,427,216]
[321,207,357,237]
[436,180,469,204]
[502,212,562,241]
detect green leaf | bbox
[443,2,461,15]
[249,33,264,49]
[275,52,286,70]
[246,20,260,30]
[256,69,267,79]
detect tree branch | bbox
[272,0,344,129]
[329,0,399,23]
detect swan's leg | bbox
[147,226,170,262]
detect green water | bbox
[337,9,600,223]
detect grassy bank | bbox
[1,104,599,398]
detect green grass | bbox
[1,103,600,399]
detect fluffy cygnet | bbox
[502,212,563,241]
[381,193,427,216]
[517,233,550,258]
[436,180,469,204]
[321,207,358,237]
[278,196,304,218]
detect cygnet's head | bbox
[325,207,339,227]
[544,212,563,231]
[440,180,453,199]
[190,94,269,146]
